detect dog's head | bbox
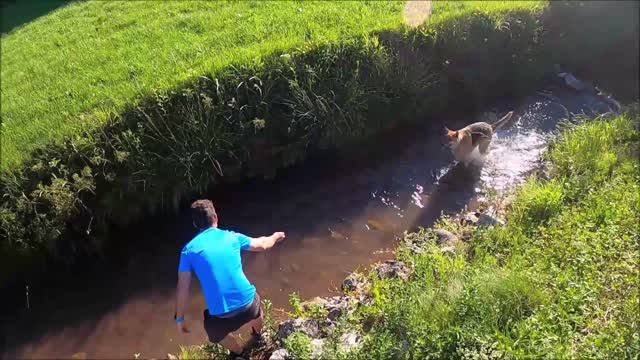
[444,127,459,148]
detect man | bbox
[174,199,285,357]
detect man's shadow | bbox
[409,160,481,231]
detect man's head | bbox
[190,199,218,231]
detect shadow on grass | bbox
[1,0,70,34]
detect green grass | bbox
[296,111,639,359]
[175,344,220,360]
[1,0,635,292]
[0,0,552,281]
[0,0,401,170]
[0,0,548,171]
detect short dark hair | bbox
[190,199,217,230]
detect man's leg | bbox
[218,295,264,356]
[218,334,243,355]
[214,314,263,355]
[204,310,244,356]
[249,311,264,335]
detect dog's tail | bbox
[491,111,518,132]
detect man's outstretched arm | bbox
[247,232,286,252]
[175,271,192,333]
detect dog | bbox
[445,111,517,166]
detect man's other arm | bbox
[175,252,193,334]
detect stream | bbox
[1,83,619,359]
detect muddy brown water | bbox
[1,89,618,359]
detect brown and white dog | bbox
[445,111,517,166]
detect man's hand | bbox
[272,232,286,242]
[248,231,286,252]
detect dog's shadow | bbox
[410,161,481,231]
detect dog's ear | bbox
[445,127,457,138]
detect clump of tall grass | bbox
[547,110,639,197]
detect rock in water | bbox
[329,228,346,240]
[600,95,621,114]
[325,296,352,321]
[310,339,326,359]
[462,212,480,225]
[376,260,412,281]
[392,340,411,360]
[340,332,364,352]
[433,229,459,246]
[357,293,375,307]
[342,273,365,292]
[303,296,327,308]
[559,72,597,94]
[269,349,290,360]
[440,245,457,256]
[302,295,353,322]
[277,318,321,340]
[366,219,386,231]
[477,213,505,227]
[403,231,430,254]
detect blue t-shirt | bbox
[178,227,256,315]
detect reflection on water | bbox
[3,90,618,359]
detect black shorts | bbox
[203,293,263,343]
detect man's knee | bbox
[218,334,243,354]
[250,316,264,334]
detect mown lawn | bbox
[0,0,402,170]
[0,0,544,171]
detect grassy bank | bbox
[0,1,406,169]
[253,110,638,360]
[0,0,549,170]
[0,1,637,284]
